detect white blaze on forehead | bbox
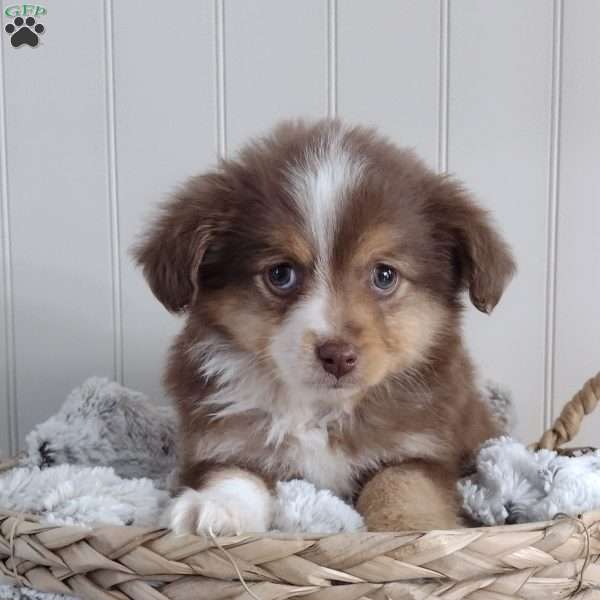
[270,281,332,386]
[289,282,331,336]
[286,134,364,262]
[273,133,365,392]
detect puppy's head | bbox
[134,119,515,400]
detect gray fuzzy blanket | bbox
[0,378,365,599]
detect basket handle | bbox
[533,371,600,450]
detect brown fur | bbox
[133,118,516,530]
[356,462,462,530]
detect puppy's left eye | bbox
[265,263,298,294]
[371,263,398,293]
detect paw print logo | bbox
[5,16,45,48]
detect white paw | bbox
[168,480,272,536]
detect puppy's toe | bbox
[168,487,270,536]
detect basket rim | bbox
[1,506,599,599]
[1,506,600,538]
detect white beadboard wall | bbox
[1,0,599,454]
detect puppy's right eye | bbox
[371,263,398,294]
[265,263,298,294]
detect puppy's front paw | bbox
[169,489,243,536]
[168,479,272,536]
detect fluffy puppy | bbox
[134,119,515,534]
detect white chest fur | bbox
[193,337,371,497]
[268,426,355,497]
[196,418,358,497]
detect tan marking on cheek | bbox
[336,284,447,386]
[385,292,448,371]
[206,293,280,356]
[359,337,392,385]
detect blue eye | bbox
[372,263,398,292]
[267,263,297,292]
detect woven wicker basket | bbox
[1,373,599,600]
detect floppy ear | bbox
[132,175,224,313]
[429,176,516,314]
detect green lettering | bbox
[4,5,19,17]
[34,5,46,16]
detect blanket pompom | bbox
[273,479,365,533]
[460,436,600,525]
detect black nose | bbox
[316,341,358,378]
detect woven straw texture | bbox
[1,371,599,600]
[1,510,599,599]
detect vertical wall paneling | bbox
[104,0,122,386]
[448,1,554,442]
[0,2,598,444]
[0,32,14,454]
[337,0,441,167]
[438,0,449,173]
[4,0,115,444]
[328,0,337,119]
[215,0,227,159]
[544,0,563,431]
[114,0,217,402]
[554,0,600,445]
[224,0,328,153]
